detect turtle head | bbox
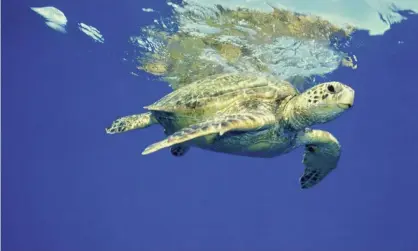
[285,81,355,130]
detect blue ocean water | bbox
[3,1,418,251]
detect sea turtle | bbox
[106,73,355,189]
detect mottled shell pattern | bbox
[145,74,298,116]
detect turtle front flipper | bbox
[106,112,157,134]
[142,112,276,155]
[296,129,341,189]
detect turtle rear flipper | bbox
[141,112,275,155]
[106,112,157,134]
[170,145,190,157]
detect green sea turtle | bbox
[106,73,354,189]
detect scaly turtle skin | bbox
[106,73,355,189]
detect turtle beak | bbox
[338,87,355,109]
[338,103,352,109]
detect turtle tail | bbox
[105,112,157,134]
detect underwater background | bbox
[3,0,418,250]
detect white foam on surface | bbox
[181,0,417,35]
[31,6,68,33]
[142,8,155,12]
[78,23,105,43]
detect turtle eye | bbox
[307,145,316,152]
[327,85,335,93]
